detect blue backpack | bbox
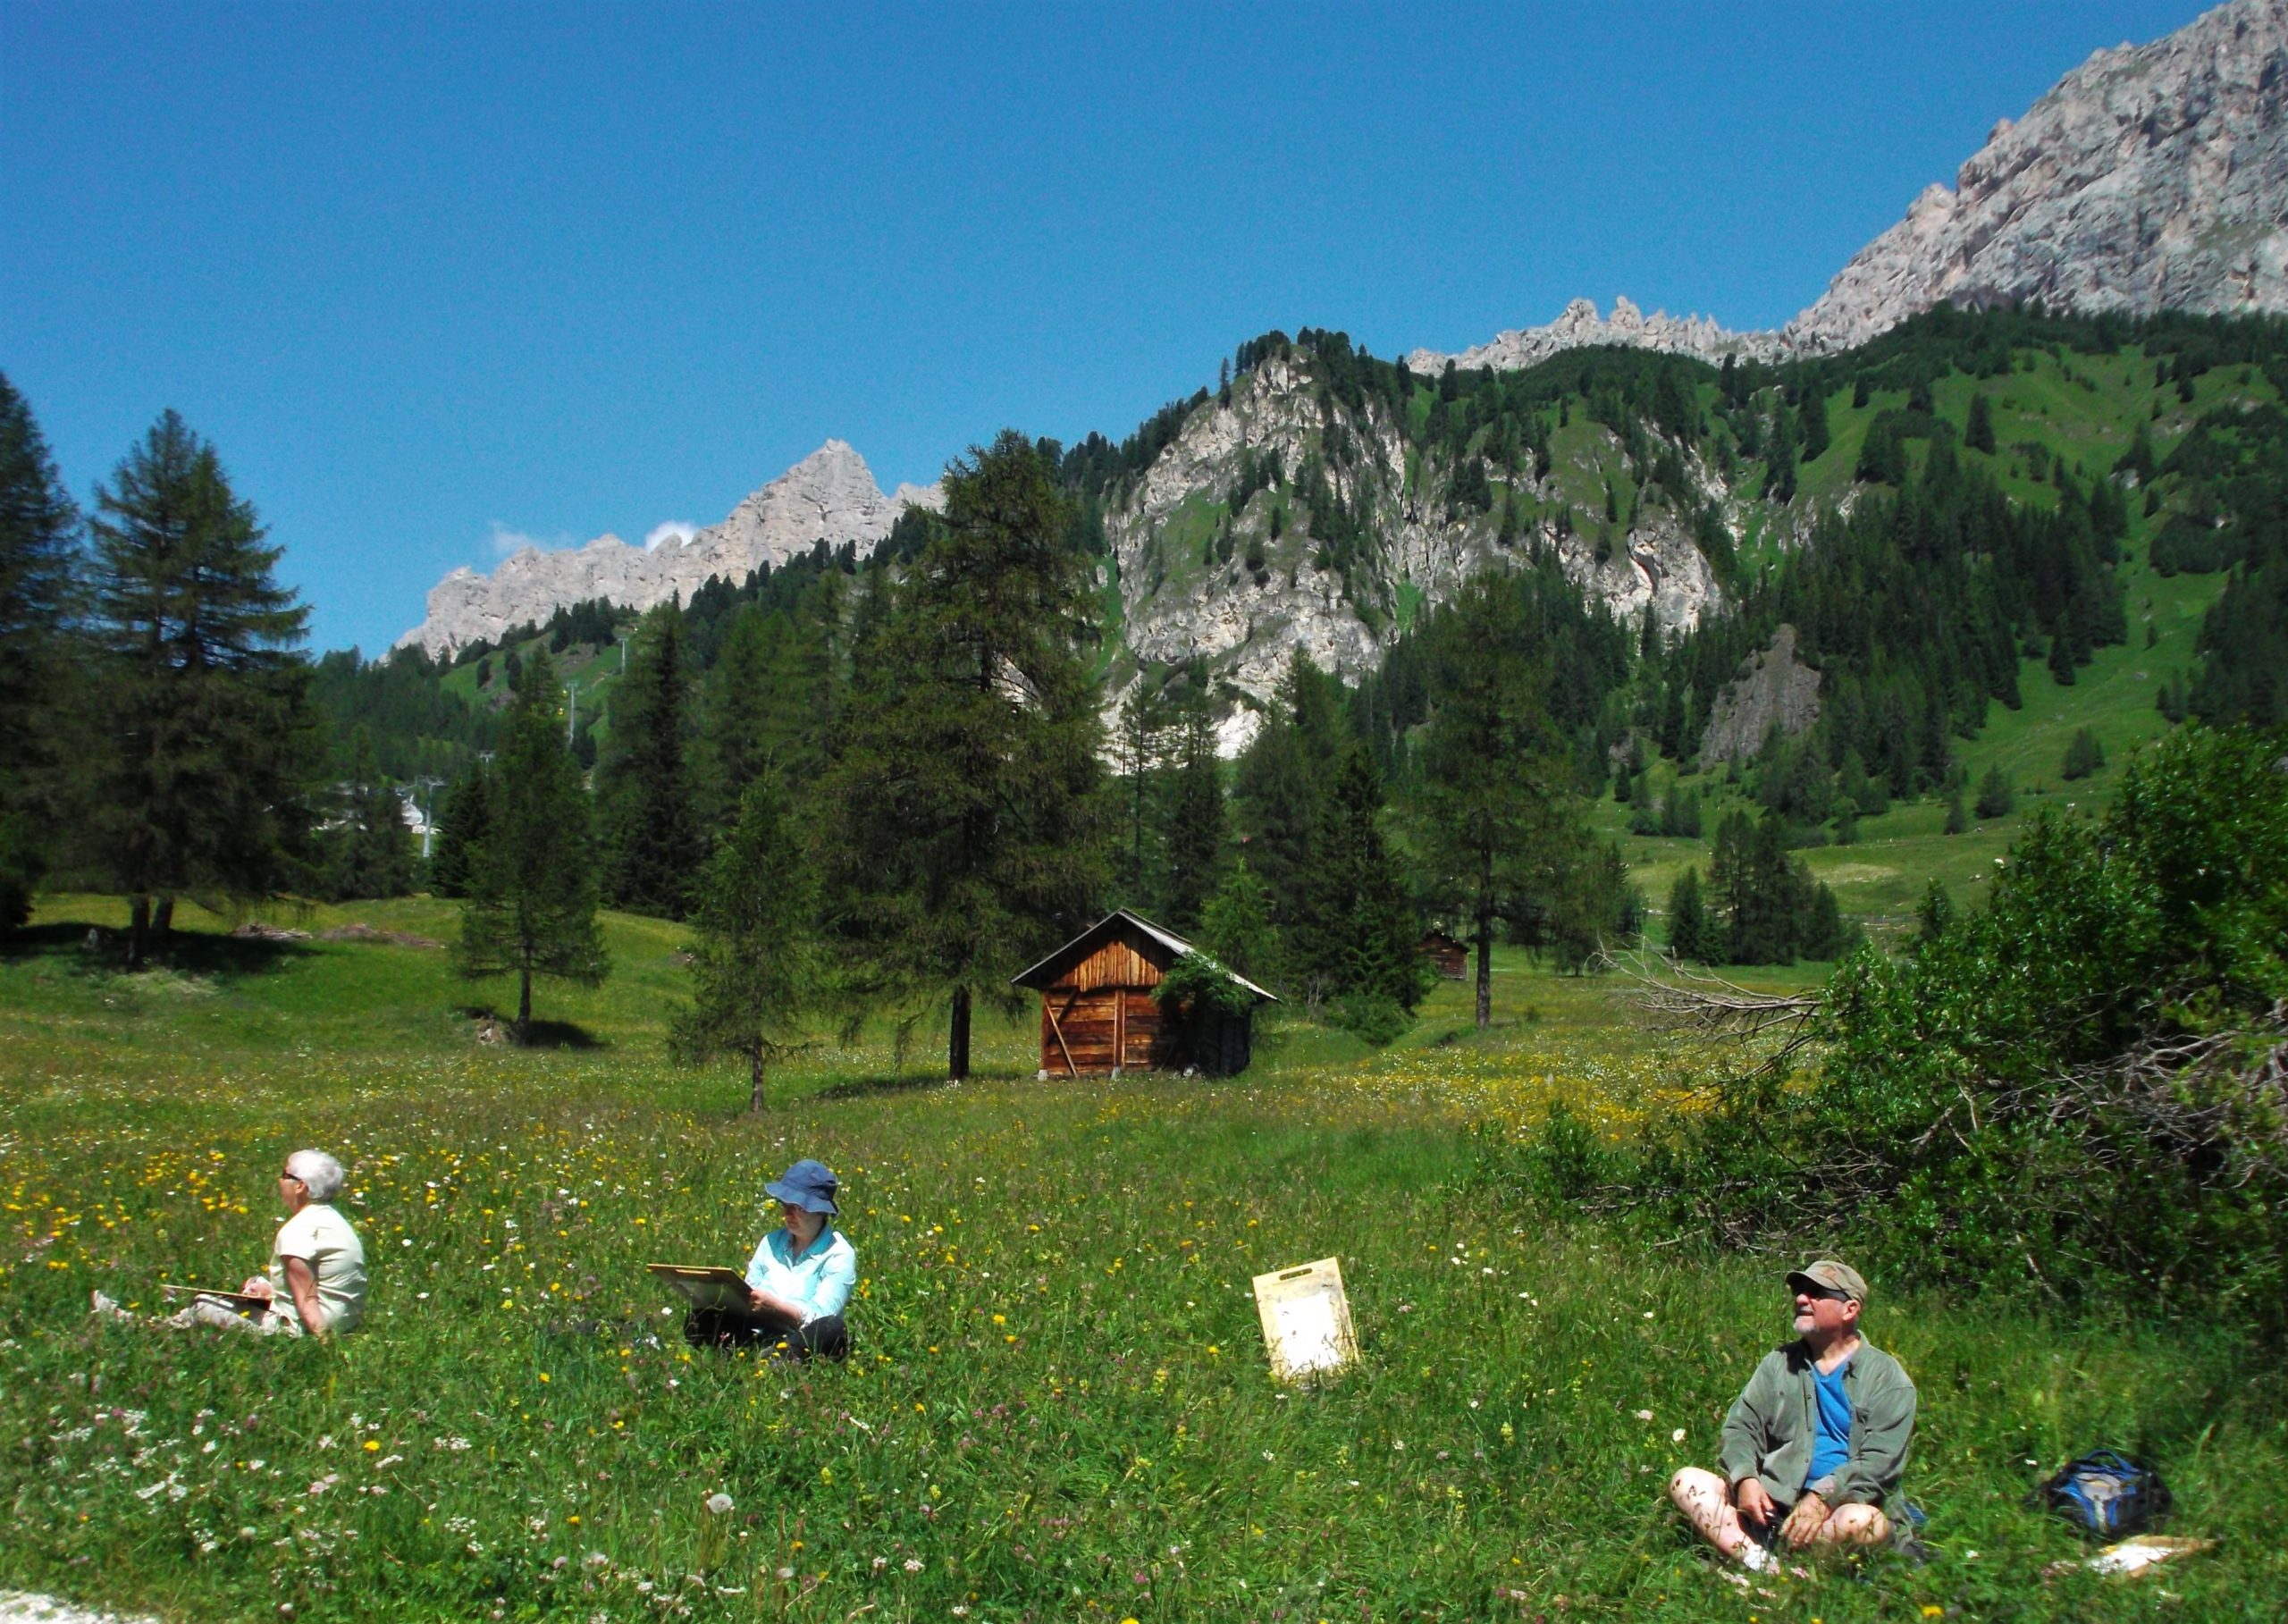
[2031,1450,2171,1538]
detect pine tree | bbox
[1966,391,1997,454]
[427,764,493,897]
[1406,575,1573,1026]
[87,411,313,965]
[1944,789,1972,835]
[1113,680,1170,911]
[1800,392,1830,462]
[1666,867,1710,962]
[2062,727,2106,780]
[818,431,1108,1080]
[1299,748,1424,1026]
[669,776,819,1112]
[0,374,82,931]
[1160,678,1225,932]
[1974,763,2015,820]
[1198,857,1277,990]
[596,601,703,918]
[458,648,609,1039]
[1233,649,1347,949]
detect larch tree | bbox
[669,775,819,1112]
[819,430,1108,1080]
[0,373,82,931]
[87,410,312,965]
[458,647,609,1039]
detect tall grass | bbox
[2,897,2280,1620]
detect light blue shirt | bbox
[744,1225,856,1325]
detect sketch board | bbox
[159,1283,270,1317]
[1251,1257,1359,1385]
[645,1263,752,1311]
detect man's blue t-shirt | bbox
[1806,1359,1854,1490]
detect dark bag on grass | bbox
[2031,1450,2171,1538]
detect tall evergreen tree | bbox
[427,764,493,898]
[1965,391,1997,454]
[1667,866,1711,962]
[1295,749,1424,1020]
[87,411,312,964]
[1406,575,1571,1027]
[1197,857,1276,989]
[1232,649,1348,957]
[1159,677,1226,932]
[0,374,82,930]
[458,648,609,1039]
[818,431,1108,1080]
[596,600,703,917]
[670,776,819,1112]
[1112,679,1169,911]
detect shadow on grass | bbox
[455,1006,610,1050]
[812,1071,962,1103]
[1,921,312,980]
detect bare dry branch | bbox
[1594,947,1824,1068]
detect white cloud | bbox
[644,521,700,551]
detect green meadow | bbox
[4,896,2282,1621]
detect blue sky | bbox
[2,1,2210,656]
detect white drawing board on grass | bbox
[1252,1257,1358,1384]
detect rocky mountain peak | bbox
[1406,297,1780,375]
[395,442,941,657]
[1785,0,2288,349]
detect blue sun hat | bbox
[765,1158,839,1216]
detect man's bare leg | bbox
[1669,1467,1757,1561]
[1811,1503,1890,1546]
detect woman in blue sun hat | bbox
[684,1158,855,1359]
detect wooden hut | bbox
[1012,910,1276,1078]
[1417,930,1468,980]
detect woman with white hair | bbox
[94,1148,368,1338]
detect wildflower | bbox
[1672,1428,1687,1443]
[363,1439,381,1452]
[706,1492,735,1515]
[1636,1409,1653,1421]
[904,1558,924,1572]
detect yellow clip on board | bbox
[1252,1257,1359,1385]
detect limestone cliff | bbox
[1788,0,2288,349]
[1104,349,1725,751]
[396,442,939,657]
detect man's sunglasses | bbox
[1796,1284,1854,1302]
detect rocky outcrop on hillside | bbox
[1106,352,1724,751]
[1696,625,1822,767]
[1789,0,2288,347]
[397,442,939,657]
[1406,296,1781,375]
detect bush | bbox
[2062,727,2106,780]
[1555,727,2288,1332]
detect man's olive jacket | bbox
[1718,1338,1916,1509]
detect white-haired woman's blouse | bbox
[270,1203,368,1333]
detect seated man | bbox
[684,1158,854,1360]
[1669,1259,1915,1569]
[93,1149,367,1339]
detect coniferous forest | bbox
[5,303,2287,1033]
